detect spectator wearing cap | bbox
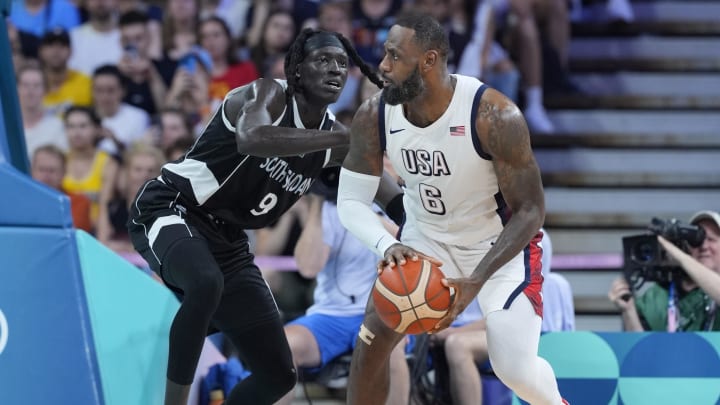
[9,0,80,39]
[609,211,720,332]
[39,28,93,115]
[68,0,123,75]
[17,63,68,158]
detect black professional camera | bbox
[622,217,706,290]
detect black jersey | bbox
[161,80,334,229]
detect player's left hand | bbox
[377,243,443,274]
[431,277,483,333]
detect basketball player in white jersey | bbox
[336,11,568,405]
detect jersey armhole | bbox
[221,87,244,132]
[471,84,492,160]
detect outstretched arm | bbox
[228,78,348,157]
[659,235,720,304]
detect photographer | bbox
[609,211,720,332]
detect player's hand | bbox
[377,243,442,274]
[431,277,482,333]
[608,276,634,311]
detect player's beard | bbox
[382,67,424,105]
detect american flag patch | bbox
[449,125,465,136]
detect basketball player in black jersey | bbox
[127,29,402,405]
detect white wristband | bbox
[375,234,400,257]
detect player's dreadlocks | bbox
[284,28,383,96]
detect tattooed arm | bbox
[434,88,545,331]
[341,94,385,175]
[470,88,545,284]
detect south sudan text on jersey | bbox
[401,149,451,176]
[259,157,315,195]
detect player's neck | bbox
[293,93,327,129]
[403,75,455,128]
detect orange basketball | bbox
[372,259,451,334]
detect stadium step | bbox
[546,228,633,255]
[536,148,720,187]
[546,73,720,109]
[533,110,720,147]
[568,37,720,72]
[544,187,720,228]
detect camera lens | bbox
[632,242,656,264]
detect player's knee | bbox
[489,354,531,388]
[269,366,298,398]
[164,238,224,302]
[444,333,472,365]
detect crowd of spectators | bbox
[9,0,588,320]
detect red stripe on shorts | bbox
[523,231,545,318]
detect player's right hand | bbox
[377,243,443,274]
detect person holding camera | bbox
[609,210,720,332]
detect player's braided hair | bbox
[283,28,383,96]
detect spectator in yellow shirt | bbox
[38,29,92,116]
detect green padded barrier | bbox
[75,231,179,405]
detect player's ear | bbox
[423,50,438,72]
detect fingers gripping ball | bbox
[372,259,451,334]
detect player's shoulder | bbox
[223,78,286,120]
[474,86,524,129]
[355,90,383,120]
[253,77,287,95]
[471,84,529,151]
[226,78,285,103]
[479,86,520,116]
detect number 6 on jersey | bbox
[419,183,445,215]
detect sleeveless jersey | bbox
[63,150,110,221]
[161,80,334,229]
[380,75,508,245]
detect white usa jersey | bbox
[381,75,508,245]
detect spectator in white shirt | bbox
[92,64,150,155]
[68,0,123,75]
[17,63,68,158]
